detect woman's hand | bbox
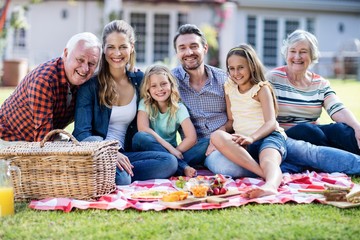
[116,152,134,176]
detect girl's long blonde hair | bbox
[226,44,279,115]
[98,20,136,107]
[140,65,181,125]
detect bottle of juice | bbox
[0,160,18,217]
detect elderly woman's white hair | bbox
[281,29,320,68]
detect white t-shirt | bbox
[106,94,137,148]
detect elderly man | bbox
[0,32,101,143]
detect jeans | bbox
[82,135,178,185]
[286,122,360,155]
[132,132,208,175]
[205,150,258,178]
[247,131,287,161]
[204,137,360,177]
[205,132,286,178]
[285,137,360,174]
[116,151,178,185]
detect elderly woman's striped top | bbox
[266,66,344,130]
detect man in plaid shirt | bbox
[0,32,101,143]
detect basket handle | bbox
[40,129,80,147]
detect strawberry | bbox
[219,187,227,195]
[207,188,214,196]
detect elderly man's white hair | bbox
[62,32,102,56]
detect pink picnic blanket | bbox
[29,171,353,212]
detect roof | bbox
[234,0,360,13]
[123,0,227,3]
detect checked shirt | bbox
[172,64,228,139]
[0,57,78,142]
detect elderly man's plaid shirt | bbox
[0,57,78,142]
[172,64,228,139]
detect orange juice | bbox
[0,187,14,217]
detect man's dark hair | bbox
[173,24,207,51]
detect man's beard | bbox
[182,61,202,71]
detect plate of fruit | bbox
[174,174,231,196]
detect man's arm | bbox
[28,78,54,142]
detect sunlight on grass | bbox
[318,79,360,124]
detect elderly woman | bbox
[266,29,360,155]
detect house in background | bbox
[2,0,360,78]
[2,0,104,67]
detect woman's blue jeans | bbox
[286,122,360,155]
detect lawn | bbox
[1,79,360,240]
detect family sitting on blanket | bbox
[1,21,360,198]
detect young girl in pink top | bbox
[211,44,287,198]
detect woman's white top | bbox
[106,93,137,148]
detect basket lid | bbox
[0,140,119,156]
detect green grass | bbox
[1,79,360,240]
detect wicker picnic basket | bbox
[0,129,119,201]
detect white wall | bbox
[8,1,103,68]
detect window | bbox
[245,15,316,67]
[178,13,188,29]
[13,28,26,49]
[129,11,188,65]
[263,20,278,67]
[285,20,299,37]
[247,16,256,48]
[153,14,170,62]
[306,18,315,34]
[130,13,146,63]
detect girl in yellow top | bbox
[211,44,287,198]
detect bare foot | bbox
[184,166,197,178]
[244,185,278,199]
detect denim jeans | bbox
[285,137,360,174]
[247,131,287,161]
[82,135,178,185]
[286,122,360,155]
[204,137,360,177]
[116,151,178,185]
[205,150,258,178]
[205,132,287,178]
[132,132,208,175]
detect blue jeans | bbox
[132,132,208,175]
[205,132,286,178]
[247,131,287,161]
[116,151,178,185]
[286,122,360,155]
[205,137,360,177]
[82,135,178,185]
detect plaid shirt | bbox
[0,57,78,142]
[172,64,228,138]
